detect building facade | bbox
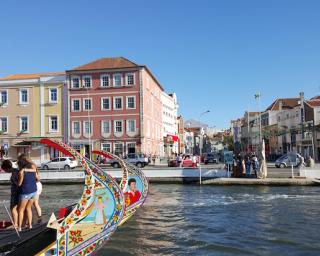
[0,73,65,164]
[161,92,179,156]
[66,57,164,157]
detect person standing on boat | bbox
[17,154,39,231]
[1,160,19,228]
[124,178,141,206]
[33,168,42,224]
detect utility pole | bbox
[198,110,210,185]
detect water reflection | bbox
[1,184,320,255]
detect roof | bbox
[310,96,320,100]
[247,111,260,117]
[67,57,164,91]
[306,100,320,108]
[0,72,65,81]
[266,98,300,111]
[70,57,139,71]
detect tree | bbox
[223,135,234,151]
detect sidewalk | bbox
[202,177,317,186]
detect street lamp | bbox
[199,110,210,185]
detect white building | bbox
[184,130,194,154]
[161,92,179,156]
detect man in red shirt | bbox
[124,178,141,206]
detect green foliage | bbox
[223,135,234,151]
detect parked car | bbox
[168,155,200,168]
[204,153,219,164]
[41,157,78,170]
[138,154,149,165]
[110,154,148,168]
[275,153,302,168]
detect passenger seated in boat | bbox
[1,160,19,228]
[124,178,141,206]
[17,154,39,231]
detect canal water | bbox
[1,184,320,255]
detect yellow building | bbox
[0,73,66,165]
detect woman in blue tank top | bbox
[17,154,39,231]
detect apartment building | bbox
[161,92,179,156]
[66,57,164,157]
[0,73,66,164]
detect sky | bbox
[0,0,319,128]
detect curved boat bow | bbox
[38,139,125,256]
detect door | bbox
[49,158,60,169]
[84,145,90,159]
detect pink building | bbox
[66,57,164,157]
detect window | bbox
[0,91,7,105]
[114,97,123,110]
[0,117,7,133]
[83,76,92,88]
[84,121,92,135]
[19,89,28,104]
[71,76,80,88]
[101,75,110,87]
[83,99,92,111]
[73,144,81,152]
[101,120,110,133]
[73,121,81,135]
[20,116,28,132]
[72,99,81,111]
[126,96,136,109]
[127,120,136,133]
[101,143,111,152]
[114,120,123,133]
[49,116,58,132]
[126,74,134,85]
[49,88,58,103]
[101,97,111,110]
[113,74,122,87]
[114,143,123,156]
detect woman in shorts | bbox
[17,154,39,231]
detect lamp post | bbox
[199,110,210,185]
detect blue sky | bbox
[0,0,319,128]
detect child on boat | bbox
[34,170,42,223]
[1,160,19,228]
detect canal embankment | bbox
[0,167,320,185]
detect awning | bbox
[13,141,32,147]
[167,135,179,142]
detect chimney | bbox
[279,100,283,111]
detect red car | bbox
[168,155,199,168]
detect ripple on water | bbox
[1,184,320,255]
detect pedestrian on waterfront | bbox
[306,156,315,168]
[1,160,19,228]
[17,154,39,231]
[178,154,183,167]
[252,154,259,178]
[245,156,251,177]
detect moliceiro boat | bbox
[0,139,149,255]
